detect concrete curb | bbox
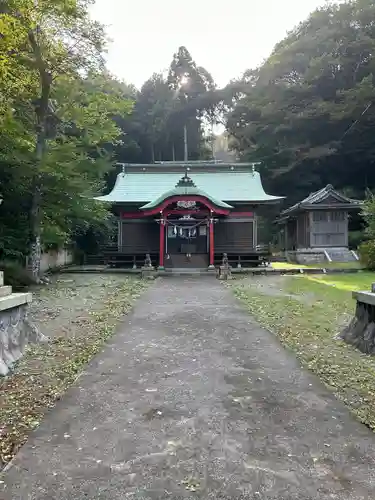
[58,265,363,277]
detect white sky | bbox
[90,0,328,89]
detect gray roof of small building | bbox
[278,184,362,222]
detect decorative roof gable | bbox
[298,185,359,206]
[140,172,233,211]
[278,184,362,221]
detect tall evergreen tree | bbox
[167,46,215,160]
[226,0,375,203]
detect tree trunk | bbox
[151,143,155,163]
[29,197,42,281]
[29,101,49,283]
[172,142,175,161]
[27,29,52,282]
[29,131,45,282]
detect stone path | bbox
[2,278,375,499]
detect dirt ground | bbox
[0,273,146,469]
[235,275,317,304]
[28,273,134,339]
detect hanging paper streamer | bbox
[167,218,208,239]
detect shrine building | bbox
[276,184,362,264]
[95,161,283,269]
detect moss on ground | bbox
[232,272,375,430]
[0,274,147,468]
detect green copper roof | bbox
[95,163,284,204]
[140,173,232,210]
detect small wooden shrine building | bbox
[95,161,283,269]
[276,184,361,261]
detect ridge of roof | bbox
[279,184,361,219]
[118,162,260,174]
[119,161,259,168]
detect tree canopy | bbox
[2,0,375,272]
[226,0,375,203]
[0,5,218,273]
[114,46,218,165]
[0,0,133,269]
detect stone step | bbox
[326,248,357,262]
[0,286,12,298]
[165,254,209,269]
[163,268,215,277]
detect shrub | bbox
[0,261,34,290]
[348,230,366,250]
[359,240,375,270]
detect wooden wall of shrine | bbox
[284,210,349,250]
[118,220,159,254]
[118,217,257,256]
[214,219,255,253]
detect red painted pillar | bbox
[159,217,165,269]
[209,218,215,268]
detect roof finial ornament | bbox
[251,162,261,176]
[176,169,195,188]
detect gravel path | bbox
[2,277,375,499]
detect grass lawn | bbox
[0,274,147,469]
[305,272,374,291]
[271,262,309,269]
[271,261,364,270]
[232,271,375,430]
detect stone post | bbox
[0,271,46,376]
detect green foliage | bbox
[352,191,374,264]
[359,240,375,270]
[115,47,218,164]
[348,230,366,250]
[0,1,133,264]
[1,1,217,269]
[226,0,375,202]
[362,192,375,239]
[73,213,117,258]
[0,261,35,290]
